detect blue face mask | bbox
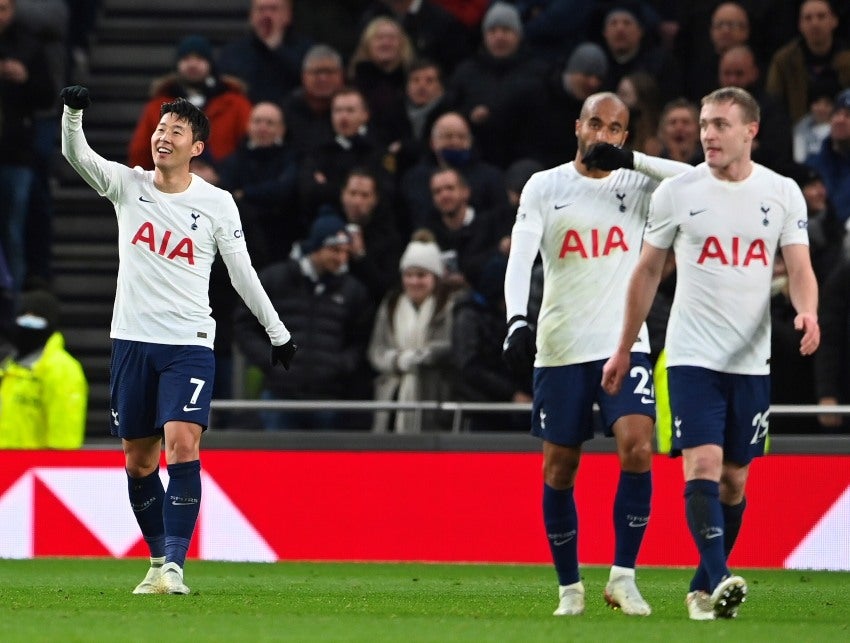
[439,148,472,167]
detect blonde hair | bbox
[348,16,415,77]
[702,86,760,123]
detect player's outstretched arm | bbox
[602,242,668,395]
[582,143,693,180]
[60,85,91,110]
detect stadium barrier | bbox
[1,403,847,570]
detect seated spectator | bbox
[793,77,839,163]
[657,98,703,165]
[128,35,252,171]
[616,70,662,156]
[233,214,374,430]
[368,230,454,433]
[399,111,507,236]
[451,254,532,431]
[0,290,88,449]
[0,0,54,291]
[298,87,396,223]
[217,0,312,104]
[717,44,793,171]
[447,2,549,169]
[218,101,300,268]
[282,43,345,156]
[426,167,504,292]
[766,0,850,124]
[338,167,403,306]
[806,88,850,224]
[534,41,608,167]
[358,0,474,77]
[348,16,414,146]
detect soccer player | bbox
[503,92,692,617]
[602,86,819,620]
[59,85,297,594]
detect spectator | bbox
[399,111,507,235]
[358,0,474,77]
[17,0,68,288]
[348,16,414,146]
[0,290,88,449]
[218,101,300,268]
[516,0,595,63]
[447,2,549,169]
[282,43,346,156]
[298,86,396,223]
[0,0,54,292]
[368,229,454,433]
[657,98,703,165]
[217,0,312,104]
[766,0,850,124]
[815,255,850,430]
[806,88,850,223]
[394,57,452,174]
[718,44,793,171]
[452,253,531,431]
[616,70,663,155]
[339,167,403,306]
[128,35,253,172]
[682,1,752,102]
[793,77,839,163]
[233,214,373,430]
[65,0,99,79]
[596,1,683,104]
[535,41,608,167]
[426,167,504,292]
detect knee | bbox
[619,438,653,472]
[544,455,579,489]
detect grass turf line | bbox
[0,559,848,642]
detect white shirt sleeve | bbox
[633,152,694,181]
[61,105,119,197]
[221,250,291,346]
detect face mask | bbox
[439,148,472,167]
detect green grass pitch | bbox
[1,559,847,642]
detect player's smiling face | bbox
[699,100,756,171]
[151,113,203,171]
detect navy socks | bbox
[685,479,730,591]
[543,484,579,585]
[613,471,651,569]
[127,468,165,558]
[163,460,202,568]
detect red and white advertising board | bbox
[0,451,847,570]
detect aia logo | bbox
[131,221,195,264]
[559,226,628,258]
[697,236,768,266]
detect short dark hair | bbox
[159,97,210,142]
[701,86,760,123]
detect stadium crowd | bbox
[5,0,850,437]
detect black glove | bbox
[60,85,91,110]
[270,339,297,370]
[502,315,535,379]
[582,142,634,171]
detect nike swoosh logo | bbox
[706,532,722,539]
[554,202,573,210]
[171,500,198,506]
[553,539,573,546]
[139,196,156,203]
[182,405,202,412]
[689,208,707,216]
[629,520,649,528]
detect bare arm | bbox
[781,243,820,356]
[602,242,669,394]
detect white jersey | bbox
[508,160,664,366]
[61,106,290,349]
[645,163,809,374]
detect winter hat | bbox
[16,289,59,331]
[399,230,445,278]
[482,2,523,36]
[303,212,351,254]
[566,42,609,79]
[175,35,215,65]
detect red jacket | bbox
[128,74,252,170]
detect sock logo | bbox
[170,495,199,506]
[701,526,723,540]
[549,529,576,546]
[627,514,649,528]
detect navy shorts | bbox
[531,353,655,447]
[109,339,215,439]
[667,365,769,465]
